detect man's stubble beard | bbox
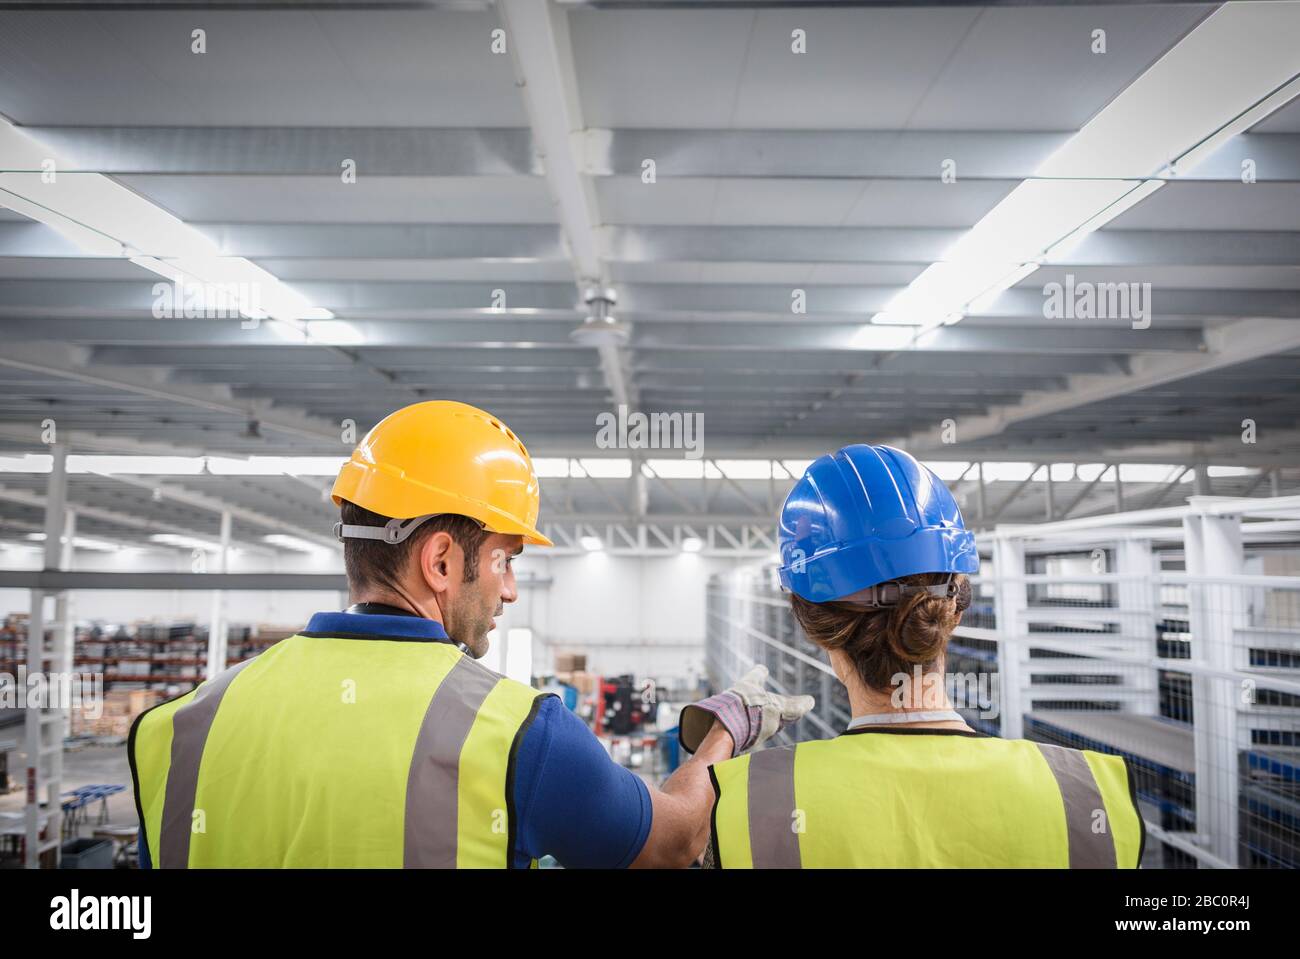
[448,589,499,660]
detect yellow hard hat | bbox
[331,400,553,547]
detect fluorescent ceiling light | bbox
[0,455,346,476]
[0,454,52,473]
[1,542,42,554]
[150,533,223,552]
[966,262,1042,315]
[0,119,332,324]
[870,310,961,328]
[74,537,122,552]
[579,535,603,552]
[645,459,705,480]
[1037,4,1300,180]
[681,536,703,553]
[129,256,264,323]
[849,326,919,349]
[924,463,1080,483]
[1207,466,1258,478]
[0,186,123,256]
[876,2,1300,335]
[976,462,1036,483]
[306,320,364,345]
[530,458,570,478]
[24,532,121,551]
[1118,464,1182,483]
[1042,181,1164,263]
[578,458,632,479]
[715,460,772,480]
[72,455,206,475]
[263,533,327,553]
[205,456,345,476]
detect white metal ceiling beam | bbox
[10,220,1296,267]
[0,342,342,445]
[60,125,1300,182]
[4,278,1293,320]
[0,422,207,457]
[0,117,331,326]
[0,483,272,554]
[0,316,1209,354]
[896,317,1300,455]
[497,0,633,408]
[101,473,339,551]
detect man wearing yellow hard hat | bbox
[130,400,812,868]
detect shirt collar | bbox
[304,610,451,643]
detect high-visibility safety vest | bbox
[129,632,547,868]
[709,730,1145,868]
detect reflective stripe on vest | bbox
[159,657,257,868]
[746,745,801,868]
[710,733,1143,869]
[129,634,545,868]
[1034,742,1117,869]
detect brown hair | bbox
[339,500,490,594]
[790,573,971,692]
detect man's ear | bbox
[418,531,456,593]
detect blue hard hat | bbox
[778,444,979,603]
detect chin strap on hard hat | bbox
[840,573,959,609]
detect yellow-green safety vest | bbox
[130,632,546,868]
[710,730,1144,868]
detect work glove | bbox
[678,665,815,757]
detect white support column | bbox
[25,442,68,867]
[992,534,1027,740]
[1113,538,1160,716]
[206,511,232,679]
[1182,501,1243,866]
[47,507,76,849]
[1113,465,1125,512]
[976,462,987,522]
[1044,466,1055,520]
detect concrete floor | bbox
[1,741,137,867]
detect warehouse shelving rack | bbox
[0,444,350,867]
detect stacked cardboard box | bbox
[553,652,598,694]
[553,652,587,672]
[70,689,163,739]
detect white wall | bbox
[505,551,748,687]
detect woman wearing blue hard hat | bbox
[705,444,1145,868]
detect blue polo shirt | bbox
[139,611,652,868]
